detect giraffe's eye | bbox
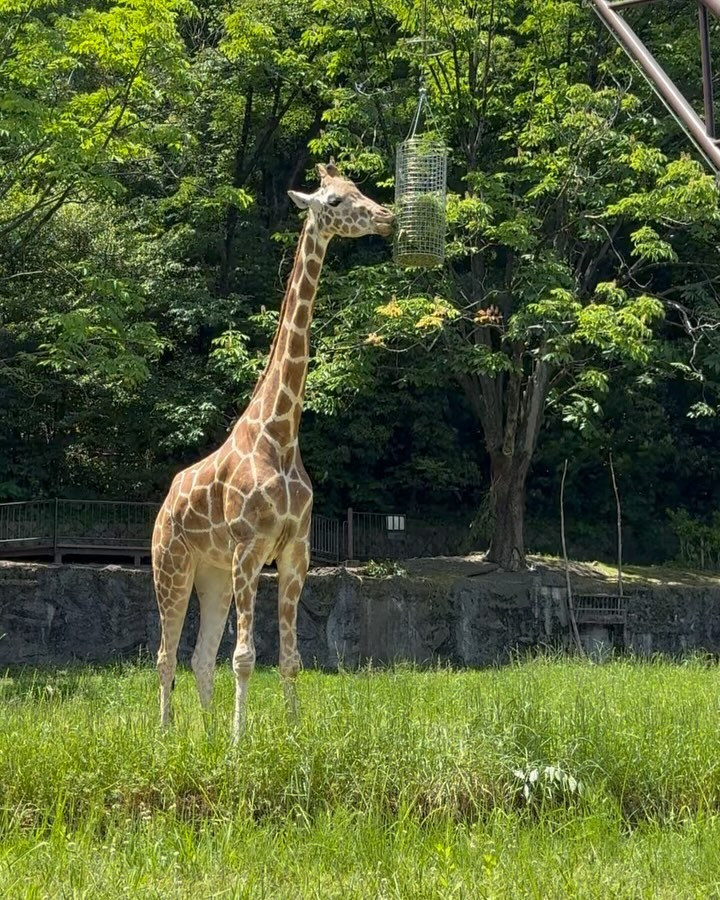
[328,196,342,207]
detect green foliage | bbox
[667,508,720,571]
[363,559,409,578]
[0,0,191,240]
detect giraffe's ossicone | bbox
[152,162,394,739]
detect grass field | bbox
[2,658,720,898]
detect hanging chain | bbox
[421,0,428,69]
[405,0,430,140]
[407,85,427,139]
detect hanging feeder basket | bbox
[394,136,448,268]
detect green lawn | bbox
[2,659,720,898]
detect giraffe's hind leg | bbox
[153,537,195,728]
[276,537,310,722]
[231,538,271,741]
[192,563,233,712]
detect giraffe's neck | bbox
[243,219,329,444]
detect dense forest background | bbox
[2,0,720,566]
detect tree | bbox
[0,0,193,394]
[305,0,720,569]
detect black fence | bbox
[0,500,473,565]
[573,594,628,625]
[0,499,55,552]
[342,509,473,561]
[309,515,341,564]
[0,499,157,564]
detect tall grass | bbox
[2,657,720,897]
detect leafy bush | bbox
[667,509,720,570]
[363,559,409,578]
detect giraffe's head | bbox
[288,162,394,239]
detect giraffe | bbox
[152,162,394,738]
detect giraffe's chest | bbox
[221,461,312,533]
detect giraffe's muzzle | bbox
[374,208,395,237]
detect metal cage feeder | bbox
[394,136,448,268]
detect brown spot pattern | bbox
[153,170,394,736]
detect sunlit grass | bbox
[2,658,720,897]
[403,552,720,587]
[529,553,720,587]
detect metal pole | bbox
[699,1,716,137]
[590,0,720,174]
[701,0,720,18]
[608,0,661,9]
[53,498,60,564]
[346,507,354,562]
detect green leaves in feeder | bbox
[394,136,448,268]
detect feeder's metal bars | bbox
[394,135,448,267]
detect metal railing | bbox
[56,500,156,549]
[309,514,340,564]
[344,510,408,560]
[0,499,156,562]
[573,594,628,624]
[342,508,474,561]
[0,500,472,565]
[0,499,55,547]
[0,499,345,565]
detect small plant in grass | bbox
[363,559,408,578]
[512,764,585,807]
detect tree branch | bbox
[519,355,550,463]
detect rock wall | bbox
[1,560,719,668]
[625,587,720,656]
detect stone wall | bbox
[1,560,719,668]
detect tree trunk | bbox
[458,347,549,573]
[485,454,528,571]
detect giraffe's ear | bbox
[288,190,313,209]
[316,161,339,181]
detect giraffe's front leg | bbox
[231,540,268,742]
[153,536,195,729]
[276,538,309,723]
